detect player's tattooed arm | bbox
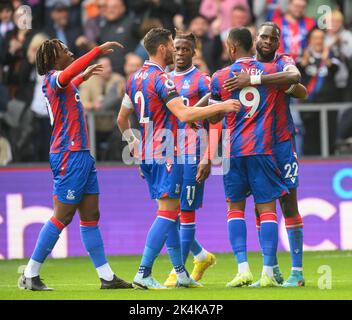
[166,97,240,122]
[223,67,301,91]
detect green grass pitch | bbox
[0,251,351,300]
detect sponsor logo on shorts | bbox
[66,189,75,201]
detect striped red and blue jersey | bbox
[210,57,282,157]
[169,65,210,156]
[126,61,180,160]
[273,14,316,60]
[42,70,89,153]
[272,53,296,142]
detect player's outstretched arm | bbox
[185,93,212,130]
[223,66,301,91]
[167,97,240,123]
[58,41,123,87]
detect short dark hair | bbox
[174,30,197,48]
[228,27,253,52]
[258,22,281,36]
[143,28,172,56]
[36,39,65,75]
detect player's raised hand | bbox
[219,99,241,113]
[223,72,251,92]
[82,64,103,81]
[98,41,124,54]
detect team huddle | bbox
[18,23,306,292]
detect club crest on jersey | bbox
[66,189,75,201]
[182,80,191,89]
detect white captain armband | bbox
[250,75,262,85]
[121,93,134,109]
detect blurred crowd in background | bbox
[1,0,352,165]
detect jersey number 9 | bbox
[239,86,260,118]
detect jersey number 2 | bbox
[135,91,149,124]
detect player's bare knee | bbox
[80,210,100,222]
[158,198,180,212]
[227,200,245,212]
[56,211,75,226]
[280,194,299,218]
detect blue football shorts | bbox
[273,136,299,189]
[139,156,183,200]
[50,150,99,204]
[180,155,205,211]
[223,155,289,204]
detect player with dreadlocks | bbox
[18,39,133,291]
